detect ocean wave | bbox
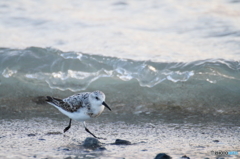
[0,47,240,114]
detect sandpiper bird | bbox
[46,90,111,139]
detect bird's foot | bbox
[63,126,70,133]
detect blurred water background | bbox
[0,0,240,120]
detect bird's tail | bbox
[46,96,63,108]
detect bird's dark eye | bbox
[95,97,99,100]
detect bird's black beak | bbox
[102,101,111,111]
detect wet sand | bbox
[0,115,240,159]
[0,97,239,158]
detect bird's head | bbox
[89,91,111,111]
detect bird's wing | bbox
[63,93,89,111]
[46,96,82,113]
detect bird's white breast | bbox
[91,105,104,117]
[57,107,91,121]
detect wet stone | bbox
[62,148,70,151]
[181,155,190,159]
[113,139,131,145]
[82,137,103,150]
[97,147,107,151]
[154,153,172,159]
[27,134,36,137]
[46,132,62,135]
[213,140,219,142]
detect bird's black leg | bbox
[64,119,72,133]
[85,127,98,138]
[83,121,105,139]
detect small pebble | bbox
[154,153,172,159]
[97,147,107,151]
[181,155,190,159]
[213,140,219,142]
[62,148,70,151]
[46,132,62,135]
[114,139,131,145]
[27,134,36,137]
[83,137,103,150]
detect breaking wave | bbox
[1,47,240,115]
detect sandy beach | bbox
[0,104,240,159]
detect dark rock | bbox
[62,148,70,151]
[213,140,219,142]
[27,134,36,137]
[46,132,62,135]
[83,137,102,149]
[154,153,172,159]
[97,147,107,151]
[38,138,45,141]
[114,139,131,145]
[181,155,190,159]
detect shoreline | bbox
[0,117,239,159]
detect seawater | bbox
[0,47,240,115]
[1,0,240,62]
[0,0,240,116]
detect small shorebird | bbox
[46,90,111,139]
